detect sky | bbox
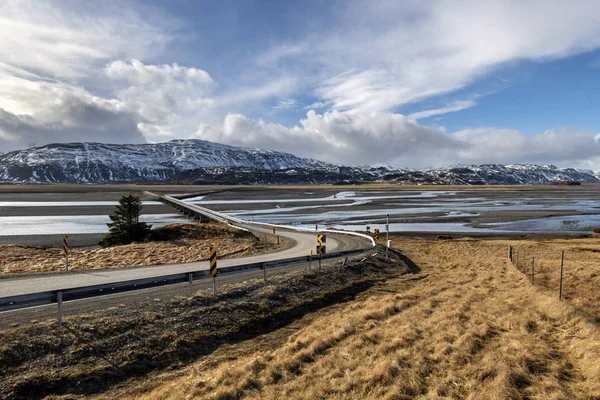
[2,0,600,170]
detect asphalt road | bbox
[0,223,369,298]
[0,252,364,329]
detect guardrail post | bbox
[188,273,193,297]
[263,262,267,283]
[57,291,63,325]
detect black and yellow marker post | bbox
[374,229,380,241]
[316,234,326,270]
[209,247,217,294]
[63,235,69,271]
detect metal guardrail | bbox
[0,248,369,314]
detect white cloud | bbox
[273,99,297,110]
[262,0,600,114]
[408,100,477,121]
[105,59,213,87]
[195,110,600,170]
[0,1,181,151]
[104,59,216,140]
[0,0,175,80]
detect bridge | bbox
[157,194,235,224]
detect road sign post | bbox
[316,234,326,271]
[63,235,69,271]
[209,247,217,294]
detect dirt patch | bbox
[0,246,410,399]
[0,223,285,275]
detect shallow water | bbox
[0,214,189,235]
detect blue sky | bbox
[1,0,600,169]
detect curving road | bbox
[0,221,371,299]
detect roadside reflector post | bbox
[57,291,63,325]
[386,213,389,242]
[508,245,513,261]
[263,262,267,283]
[188,273,193,297]
[309,250,312,270]
[272,227,276,234]
[523,249,526,273]
[315,224,318,231]
[209,247,218,295]
[531,256,535,285]
[63,235,69,271]
[277,235,280,245]
[559,251,564,301]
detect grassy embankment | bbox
[0,248,409,399]
[113,237,600,400]
[0,223,285,275]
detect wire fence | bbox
[507,243,600,322]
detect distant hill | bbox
[0,139,596,185]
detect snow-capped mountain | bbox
[0,140,597,185]
[0,140,335,183]
[382,164,599,185]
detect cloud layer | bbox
[1,0,600,171]
[196,111,600,170]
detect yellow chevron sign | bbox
[209,247,217,277]
[63,235,69,257]
[316,245,326,255]
[374,229,380,240]
[317,234,326,245]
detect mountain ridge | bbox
[0,139,596,185]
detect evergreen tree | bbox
[99,195,152,247]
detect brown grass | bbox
[0,223,286,275]
[120,237,600,400]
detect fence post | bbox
[531,256,535,285]
[559,251,564,301]
[57,291,63,325]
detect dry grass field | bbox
[118,237,600,400]
[0,223,285,275]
